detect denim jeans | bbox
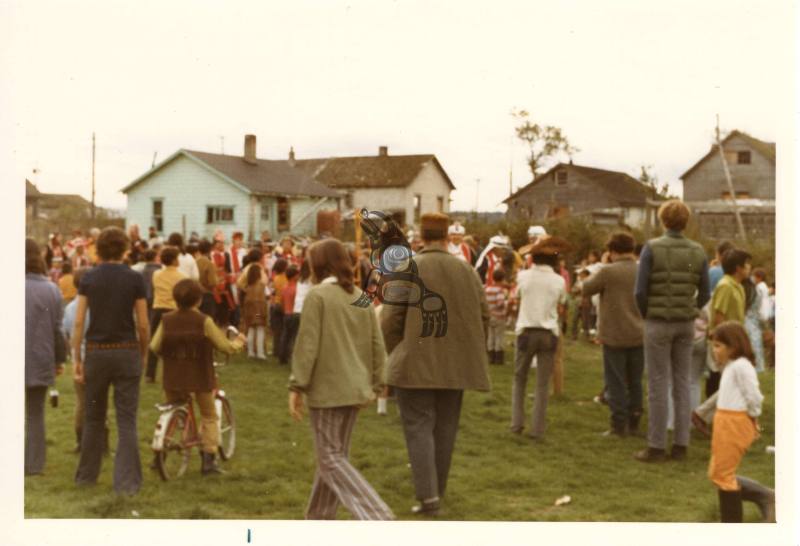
[75,348,142,494]
[602,345,644,429]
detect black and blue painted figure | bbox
[352,208,448,338]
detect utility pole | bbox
[91,132,96,220]
[151,151,158,168]
[715,115,747,241]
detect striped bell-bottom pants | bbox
[306,406,395,520]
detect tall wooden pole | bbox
[354,208,362,286]
[91,132,96,220]
[716,115,747,241]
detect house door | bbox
[277,197,290,233]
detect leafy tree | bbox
[511,109,579,176]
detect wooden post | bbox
[354,208,363,286]
[182,214,186,239]
[716,115,747,241]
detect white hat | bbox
[528,225,547,237]
[448,223,465,235]
[489,235,510,247]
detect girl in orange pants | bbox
[707,321,774,523]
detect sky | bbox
[1,0,794,212]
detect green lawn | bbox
[25,336,775,521]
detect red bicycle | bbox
[151,328,238,481]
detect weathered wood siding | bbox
[506,166,620,222]
[683,134,775,201]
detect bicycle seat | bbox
[155,402,189,412]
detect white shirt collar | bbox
[320,276,338,284]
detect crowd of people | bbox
[24,200,776,522]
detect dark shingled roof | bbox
[293,155,456,190]
[184,150,341,198]
[680,130,776,181]
[503,163,659,206]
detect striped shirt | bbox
[485,285,507,319]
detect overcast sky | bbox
[2,0,793,212]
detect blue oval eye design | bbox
[383,245,411,273]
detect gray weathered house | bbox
[503,162,660,228]
[680,130,775,239]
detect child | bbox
[277,265,300,365]
[61,267,109,455]
[708,321,774,523]
[150,279,246,475]
[269,258,289,356]
[484,268,509,364]
[242,264,268,360]
[58,262,77,305]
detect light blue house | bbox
[121,135,341,241]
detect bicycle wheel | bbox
[217,395,236,461]
[157,409,192,480]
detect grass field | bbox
[24,335,775,521]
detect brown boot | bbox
[201,452,225,475]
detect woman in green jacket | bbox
[288,238,394,520]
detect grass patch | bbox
[25,337,774,521]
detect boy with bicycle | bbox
[150,279,246,475]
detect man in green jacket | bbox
[381,213,490,516]
[633,200,710,463]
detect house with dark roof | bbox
[122,135,342,241]
[293,145,455,228]
[503,162,661,227]
[122,136,455,241]
[679,130,775,239]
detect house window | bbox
[721,191,751,200]
[556,170,568,185]
[437,196,444,212]
[737,151,751,165]
[260,198,270,221]
[345,192,354,209]
[277,197,290,231]
[413,194,421,223]
[206,206,234,224]
[152,199,163,232]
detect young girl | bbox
[288,238,393,520]
[708,321,774,523]
[241,264,268,360]
[268,258,288,356]
[277,265,300,365]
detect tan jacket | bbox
[289,280,387,408]
[381,247,491,391]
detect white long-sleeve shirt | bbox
[177,252,199,280]
[718,356,763,417]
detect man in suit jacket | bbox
[381,212,490,516]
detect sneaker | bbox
[633,447,666,463]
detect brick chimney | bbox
[378,145,388,157]
[288,146,296,167]
[244,134,257,164]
